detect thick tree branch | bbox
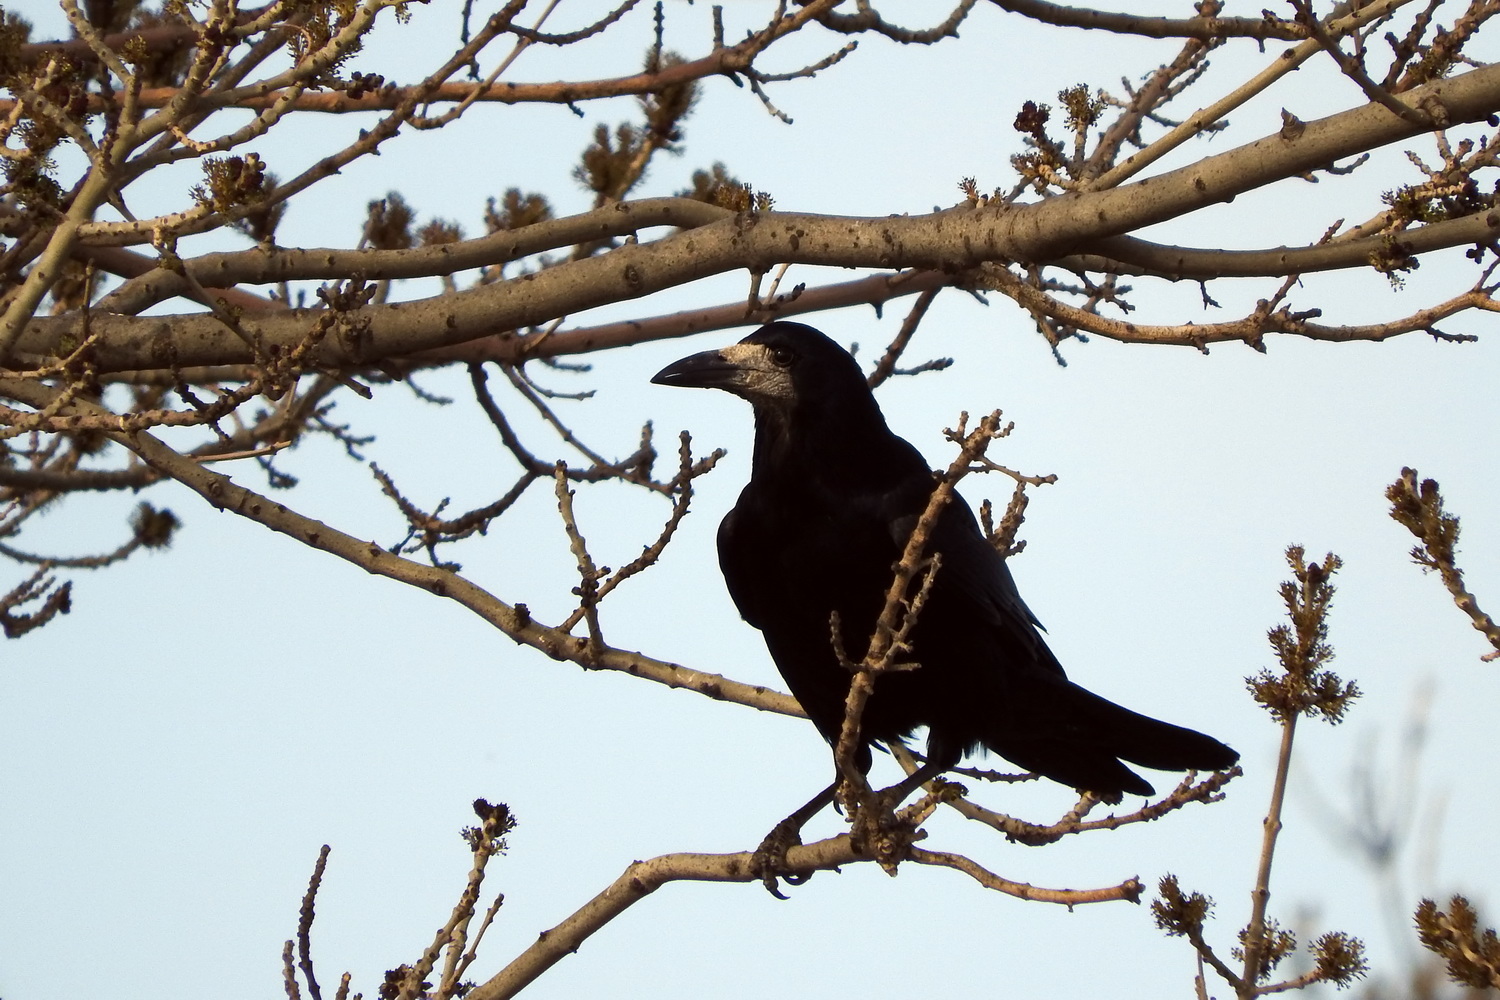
[412,269,953,369]
[0,463,160,491]
[469,832,1138,1000]
[989,0,1306,40]
[17,60,1500,373]
[87,269,953,386]
[1076,212,1500,279]
[91,198,732,305]
[71,245,282,315]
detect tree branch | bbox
[19,59,1500,373]
[3,0,848,120]
[908,847,1143,903]
[1077,212,1500,279]
[1387,467,1500,660]
[0,377,804,719]
[990,0,1306,40]
[468,831,1136,1000]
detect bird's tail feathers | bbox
[1064,680,1239,771]
[982,675,1239,797]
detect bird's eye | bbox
[769,346,795,368]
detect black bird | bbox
[652,321,1237,803]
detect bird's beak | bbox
[651,349,742,390]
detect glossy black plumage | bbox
[653,321,1237,797]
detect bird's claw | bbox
[750,818,811,899]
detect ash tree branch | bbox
[394,800,515,1000]
[0,377,802,718]
[867,286,944,388]
[1086,0,1418,191]
[1074,212,1500,279]
[90,197,731,281]
[9,0,850,121]
[89,269,955,387]
[1291,0,1435,127]
[980,263,1500,350]
[553,463,606,654]
[17,8,273,66]
[816,0,979,43]
[583,431,722,607]
[1387,467,1500,660]
[293,844,330,1000]
[907,847,1143,903]
[467,832,1137,1000]
[920,760,1241,845]
[18,58,1500,374]
[0,463,161,491]
[0,566,72,639]
[989,0,1307,40]
[478,268,952,368]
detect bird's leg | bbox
[750,781,836,899]
[872,753,951,809]
[863,740,962,813]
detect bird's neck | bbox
[750,396,912,494]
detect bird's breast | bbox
[735,494,905,633]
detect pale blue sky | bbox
[4,3,1497,999]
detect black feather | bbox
[653,321,1237,797]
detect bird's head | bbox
[650,322,867,414]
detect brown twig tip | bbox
[1416,896,1500,989]
[283,939,301,1000]
[294,845,332,1000]
[1155,875,1247,990]
[0,568,73,639]
[1387,467,1500,660]
[554,462,605,653]
[1154,874,1214,936]
[1218,544,1370,998]
[1247,546,1359,725]
[1306,931,1369,990]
